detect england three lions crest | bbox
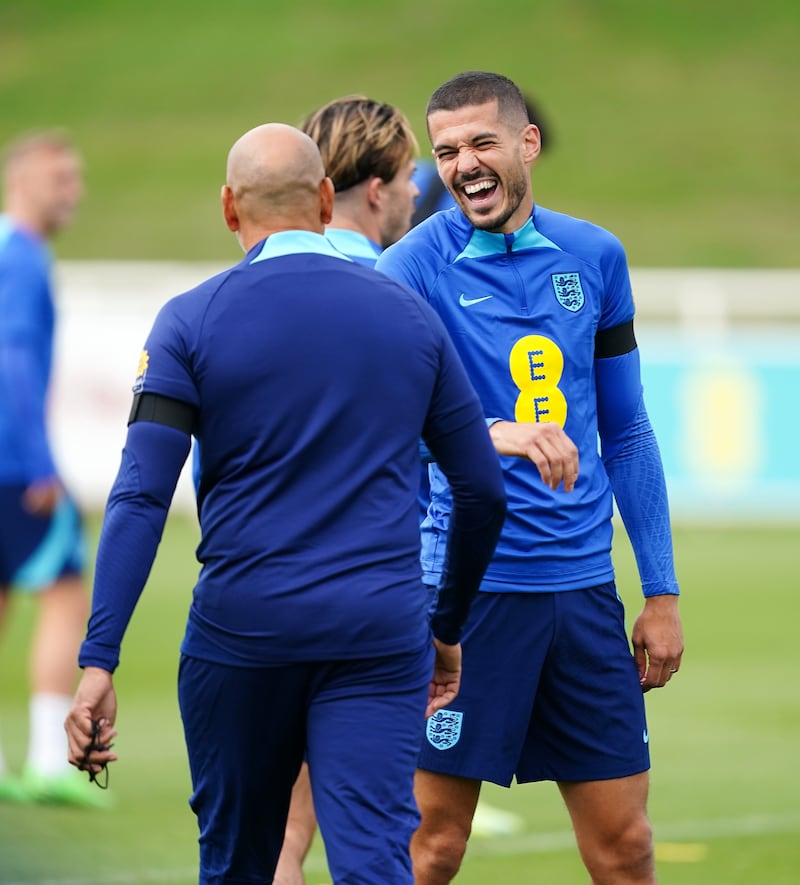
[426,709,463,750]
[551,272,585,312]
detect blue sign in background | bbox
[637,326,799,521]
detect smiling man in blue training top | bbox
[377,70,684,885]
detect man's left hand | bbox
[631,594,684,691]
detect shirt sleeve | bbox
[0,340,56,479]
[78,420,191,671]
[596,349,679,597]
[80,294,199,670]
[0,257,56,480]
[597,232,636,332]
[421,315,507,642]
[134,296,201,407]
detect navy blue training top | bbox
[80,231,505,671]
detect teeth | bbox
[464,180,494,195]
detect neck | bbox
[4,201,47,238]
[490,196,535,236]
[328,190,381,245]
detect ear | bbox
[221,185,240,232]
[521,124,542,165]
[365,175,383,210]
[319,176,335,226]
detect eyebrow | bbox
[433,130,500,153]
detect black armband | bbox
[594,319,637,359]
[128,392,196,435]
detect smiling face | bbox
[428,99,540,234]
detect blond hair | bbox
[300,96,418,192]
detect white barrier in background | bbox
[51,262,228,514]
[48,262,800,519]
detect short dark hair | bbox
[426,71,529,133]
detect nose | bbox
[456,147,480,174]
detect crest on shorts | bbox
[551,272,585,312]
[426,709,463,750]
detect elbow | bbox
[489,481,507,518]
[450,475,506,530]
[481,477,507,532]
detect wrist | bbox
[643,591,680,605]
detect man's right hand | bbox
[22,476,63,516]
[489,420,579,492]
[65,667,119,774]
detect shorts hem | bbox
[516,760,650,785]
[417,759,650,789]
[417,760,514,789]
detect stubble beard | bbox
[454,164,530,233]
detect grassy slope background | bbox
[1,2,799,883]
[1,0,798,267]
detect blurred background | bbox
[3,0,799,520]
[1,1,798,883]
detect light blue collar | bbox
[324,228,381,261]
[455,216,561,262]
[250,230,354,264]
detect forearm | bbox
[422,418,502,465]
[79,421,190,671]
[80,490,170,671]
[603,408,679,597]
[428,419,506,643]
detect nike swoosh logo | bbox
[459,293,494,307]
[643,729,649,744]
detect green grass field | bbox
[0,515,797,884]
[1,0,799,267]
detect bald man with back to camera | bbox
[65,123,506,885]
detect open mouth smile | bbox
[461,178,497,205]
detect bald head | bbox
[222,124,333,249]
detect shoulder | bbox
[330,257,449,340]
[533,205,628,266]
[378,209,470,278]
[0,222,51,315]
[153,264,239,332]
[0,219,48,273]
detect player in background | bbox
[0,132,107,808]
[260,94,421,885]
[376,71,684,885]
[301,95,420,268]
[65,123,506,885]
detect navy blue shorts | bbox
[0,485,86,591]
[178,641,433,885]
[420,583,649,787]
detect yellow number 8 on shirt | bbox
[509,335,567,426]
